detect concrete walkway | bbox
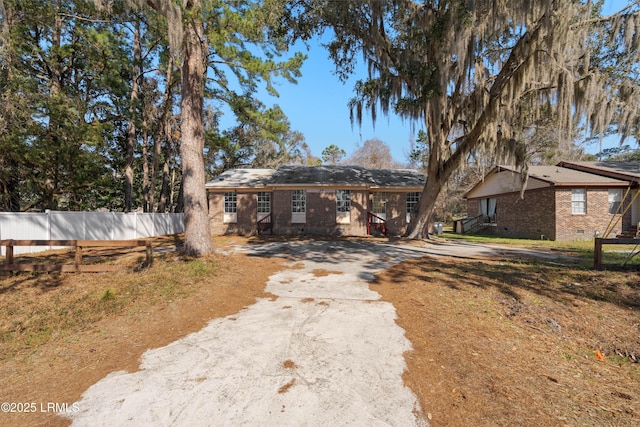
[65,239,563,426]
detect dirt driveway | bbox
[64,239,564,426]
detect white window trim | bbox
[406,192,419,223]
[571,189,586,215]
[336,190,351,224]
[224,192,237,223]
[372,192,387,220]
[257,191,271,221]
[608,189,623,214]
[292,190,306,223]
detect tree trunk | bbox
[125,19,141,213]
[179,0,214,256]
[155,57,174,213]
[142,124,150,212]
[405,153,449,239]
[159,143,171,213]
[405,107,459,239]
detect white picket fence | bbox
[0,211,184,255]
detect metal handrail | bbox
[460,214,483,233]
[257,213,272,234]
[367,212,387,235]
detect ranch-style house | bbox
[463,162,640,241]
[206,165,426,237]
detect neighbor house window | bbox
[224,191,237,223]
[571,189,586,215]
[608,189,623,214]
[336,190,351,213]
[406,192,420,222]
[257,192,271,214]
[291,189,306,223]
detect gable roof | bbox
[520,165,629,186]
[206,168,274,189]
[206,165,426,190]
[465,165,628,199]
[557,161,640,183]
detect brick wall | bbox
[273,189,370,236]
[555,188,626,241]
[493,188,557,240]
[465,187,630,241]
[208,191,257,235]
[385,192,409,236]
[208,189,412,236]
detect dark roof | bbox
[269,165,377,186]
[206,165,426,189]
[205,169,274,189]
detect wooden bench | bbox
[0,239,153,272]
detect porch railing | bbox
[459,214,484,233]
[367,212,387,236]
[257,213,273,235]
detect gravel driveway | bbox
[64,239,562,426]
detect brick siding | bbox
[209,189,412,236]
[555,188,627,241]
[467,187,629,241]
[493,188,556,240]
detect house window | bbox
[257,192,271,214]
[571,189,586,215]
[608,189,623,214]
[406,192,420,222]
[336,190,351,224]
[292,190,306,212]
[291,190,306,223]
[224,191,237,223]
[336,190,351,213]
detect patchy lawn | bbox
[373,255,640,426]
[0,236,282,427]
[0,236,638,426]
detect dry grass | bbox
[1,235,639,426]
[373,255,640,426]
[0,236,283,427]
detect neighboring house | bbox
[205,165,426,236]
[464,163,638,241]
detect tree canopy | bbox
[1,0,313,254]
[321,0,640,238]
[344,138,402,169]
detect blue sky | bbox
[254,39,422,164]
[221,0,632,164]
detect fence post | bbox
[146,240,153,266]
[6,240,14,266]
[75,244,82,272]
[45,209,51,251]
[594,238,603,270]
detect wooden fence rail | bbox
[0,239,152,272]
[594,237,640,270]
